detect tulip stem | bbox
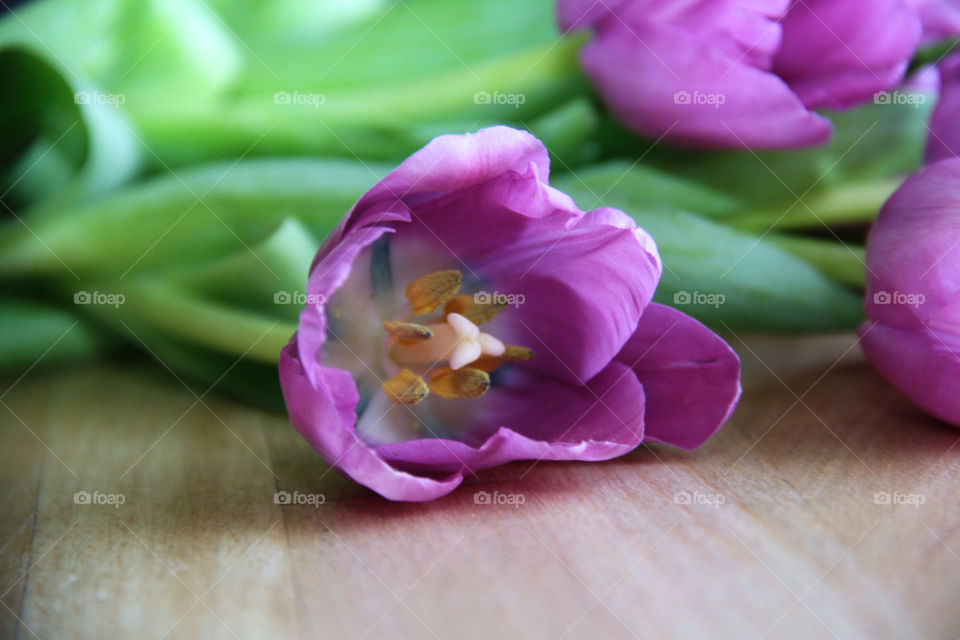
[128,37,586,166]
[767,234,866,289]
[730,177,901,232]
[84,279,297,364]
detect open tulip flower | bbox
[278,126,741,501]
[860,158,960,427]
[558,0,927,149]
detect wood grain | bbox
[1,335,958,640]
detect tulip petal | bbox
[375,361,646,473]
[615,303,741,449]
[280,341,463,501]
[557,0,628,32]
[911,0,960,43]
[927,54,960,164]
[576,6,832,149]
[298,225,392,387]
[859,318,960,426]
[773,0,920,110]
[865,158,960,329]
[385,197,662,383]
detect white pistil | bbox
[390,312,505,370]
[447,313,506,369]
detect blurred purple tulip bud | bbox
[558,0,924,149]
[860,158,960,426]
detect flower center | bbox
[379,269,533,405]
[390,313,506,370]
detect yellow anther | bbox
[428,367,491,400]
[472,345,535,372]
[382,369,429,405]
[444,294,508,325]
[383,321,433,345]
[405,269,462,315]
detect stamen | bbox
[382,369,429,405]
[383,321,433,344]
[472,345,535,372]
[405,269,462,315]
[381,271,531,404]
[429,367,491,399]
[444,294,507,325]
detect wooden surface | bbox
[1,334,959,640]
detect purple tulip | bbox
[911,0,960,43]
[279,126,741,501]
[860,158,960,426]
[558,0,922,149]
[927,52,960,163]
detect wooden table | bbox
[1,335,958,639]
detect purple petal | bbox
[860,317,960,426]
[299,225,391,387]
[376,361,646,473]
[864,158,960,329]
[346,127,549,235]
[773,0,920,110]
[280,341,465,501]
[911,0,960,43]
[384,176,662,383]
[557,0,628,31]
[576,4,832,149]
[927,53,960,164]
[615,303,741,449]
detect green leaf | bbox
[0,46,141,210]
[600,94,932,225]
[0,299,110,372]
[0,157,386,278]
[554,169,864,333]
[166,217,320,320]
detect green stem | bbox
[128,37,586,165]
[767,234,866,289]
[96,280,296,364]
[730,177,900,232]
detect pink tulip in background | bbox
[860,158,960,427]
[558,0,941,149]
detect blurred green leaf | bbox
[0,46,141,210]
[167,217,319,319]
[598,95,932,226]
[0,0,584,169]
[0,157,386,277]
[0,299,111,372]
[554,169,864,333]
